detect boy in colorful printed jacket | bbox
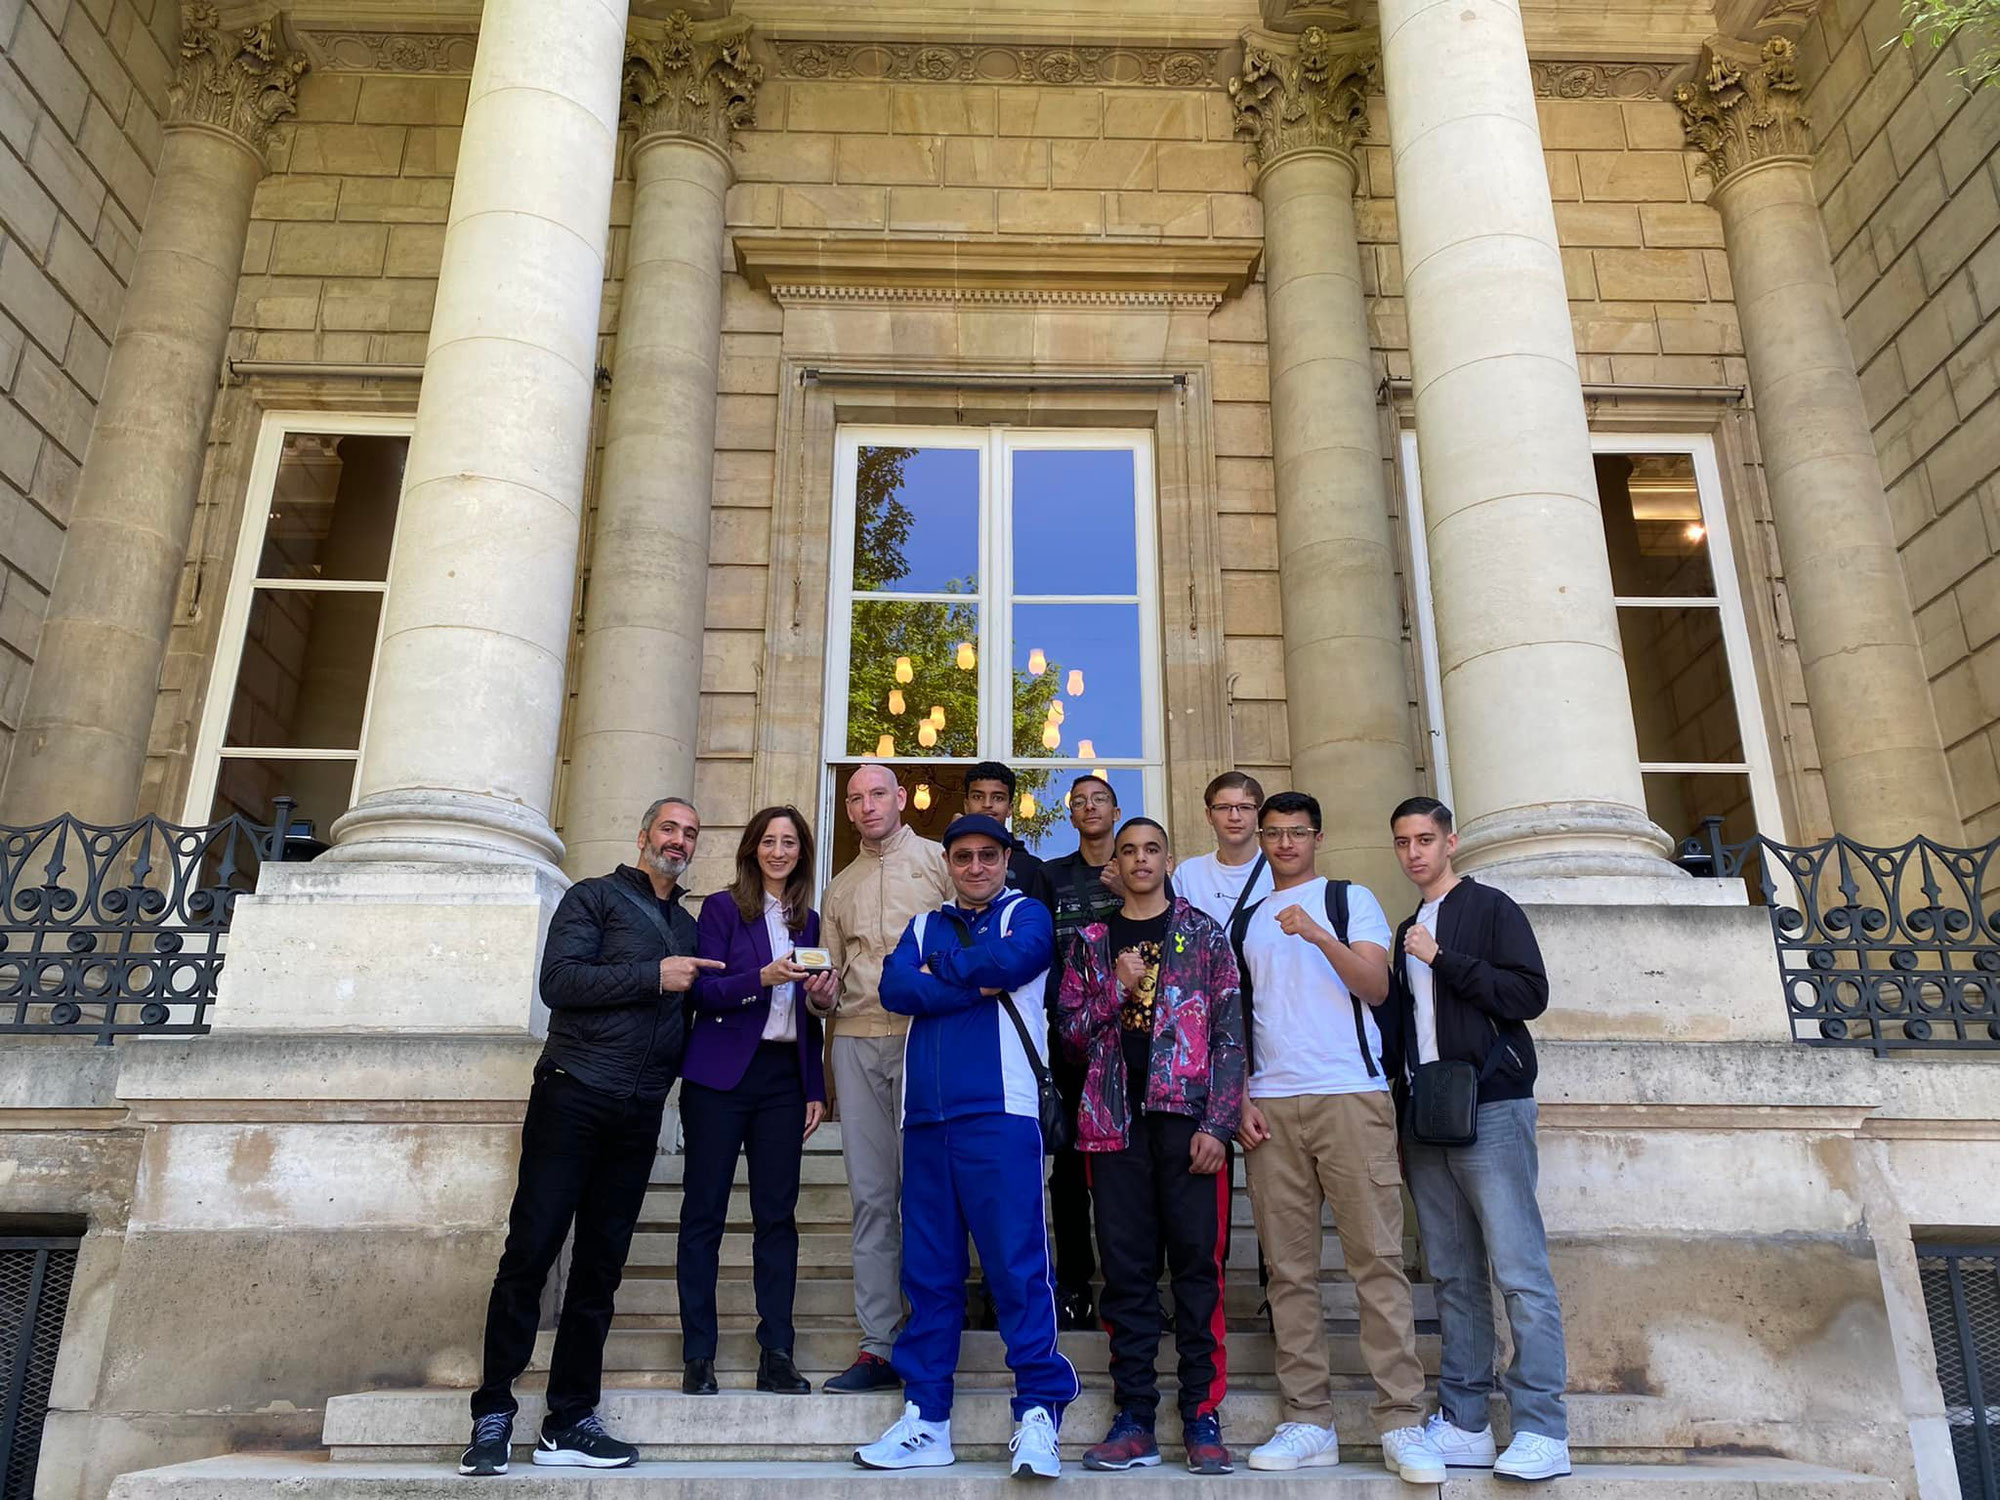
[1055,816,1246,1475]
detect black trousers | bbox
[1088,1112,1232,1421]
[1050,1057,1096,1293]
[675,1042,806,1360]
[473,1067,665,1428]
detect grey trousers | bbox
[831,1032,906,1358]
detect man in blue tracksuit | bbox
[853,813,1080,1480]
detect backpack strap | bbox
[1228,895,1266,1075]
[1323,878,1377,1079]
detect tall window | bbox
[823,427,1163,872]
[185,413,413,841]
[1400,430,1783,847]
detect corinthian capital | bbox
[624,11,764,151]
[1229,24,1376,170]
[1673,34,1812,185]
[167,2,308,154]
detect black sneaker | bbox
[533,1412,638,1468]
[458,1413,512,1476]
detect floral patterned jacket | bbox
[1054,897,1246,1153]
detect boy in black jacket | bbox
[1384,797,1571,1482]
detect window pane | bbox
[223,591,383,751]
[1022,766,1148,861]
[1645,770,1756,852]
[825,762,960,876]
[1619,605,1745,766]
[1597,453,1716,598]
[1011,449,1138,596]
[210,756,355,842]
[852,445,979,594]
[844,599,980,759]
[1011,602,1144,761]
[256,433,407,581]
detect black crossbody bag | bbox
[1400,925,1504,1147]
[940,908,1073,1156]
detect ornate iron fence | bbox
[0,800,295,1044]
[1676,819,2000,1056]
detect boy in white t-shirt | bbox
[1173,771,1274,928]
[1229,791,1443,1484]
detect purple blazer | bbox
[686,889,828,1103]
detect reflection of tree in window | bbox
[845,445,1064,844]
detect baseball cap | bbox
[941,813,1015,851]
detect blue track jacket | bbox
[880,887,1056,1128]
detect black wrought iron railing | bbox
[0,800,297,1045]
[1676,819,2000,1056]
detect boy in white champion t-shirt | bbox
[1173,771,1275,929]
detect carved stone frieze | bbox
[1528,60,1677,100]
[1673,34,1812,185]
[769,38,1223,88]
[167,2,308,152]
[294,30,478,74]
[1229,25,1376,169]
[624,11,764,149]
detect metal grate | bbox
[1918,1244,2000,1500]
[0,1238,79,1500]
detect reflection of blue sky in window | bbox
[1012,603,1142,761]
[858,447,979,593]
[1013,450,1137,595]
[1016,766,1146,861]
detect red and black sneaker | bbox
[824,1351,902,1394]
[1184,1412,1233,1474]
[1083,1410,1161,1471]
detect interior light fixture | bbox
[894,657,914,684]
[1041,724,1061,750]
[888,689,906,715]
[875,734,895,758]
[914,784,932,811]
[956,642,976,671]
[1028,648,1047,676]
[1066,669,1085,696]
[1077,739,1096,760]
[918,721,938,748]
[1019,792,1037,818]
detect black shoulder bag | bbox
[943,909,1073,1155]
[1401,928,1504,1147]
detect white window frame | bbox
[1398,428,1784,840]
[820,425,1165,871]
[183,410,414,827]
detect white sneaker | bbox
[1247,1421,1341,1471]
[1495,1431,1572,1481]
[1009,1406,1061,1479]
[1425,1412,1498,1467]
[1381,1425,1449,1484]
[854,1401,955,1470]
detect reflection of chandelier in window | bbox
[888,689,905,715]
[1078,740,1096,760]
[1019,791,1037,818]
[1066,669,1084,696]
[914,783,932,811]
[895,656,914,684]
[876,734,895,758]
[956,641,976,670]
[918,721,938,748]
[1027,648,1047,676]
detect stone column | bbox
[0,6,304,826]
[561,15,761,879]
[1230,26,1414,897]
[1677,36,1963,843]
[325,0,630,869]
[1379,0,1675,889]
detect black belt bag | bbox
[1408,1042,1505,1148]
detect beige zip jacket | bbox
[821,821,952,1038]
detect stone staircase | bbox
[106,1124,1903,1497]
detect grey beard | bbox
[640,846,688,882]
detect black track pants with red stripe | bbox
[1086,1110,1232,1422]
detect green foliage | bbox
[1901,0,2000,90]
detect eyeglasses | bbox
[1258,826,1316,844]
[949,847,1006,866]
[1208,801,1259,815]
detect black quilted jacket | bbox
[537,864,699,1101]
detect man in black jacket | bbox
[1383,797,1570,1482]
[461,796,722,1477]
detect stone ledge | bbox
[733,233,1262,301]
[114,1032,540,1108]
[111,1452,1893,1498]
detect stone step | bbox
[110,1455,1899,1500]
[623,1231,1364,1273]
[647,1147,1269,1190]
[568,1328,1443,1378]
[320,1387,1702,1464]
[637,1184,1352,1235]
[611,1271,1437,1324]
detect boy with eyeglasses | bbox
[1228,792,1443,1482]
[1173,772,1273,930]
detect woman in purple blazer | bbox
[677,805,836,1399]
